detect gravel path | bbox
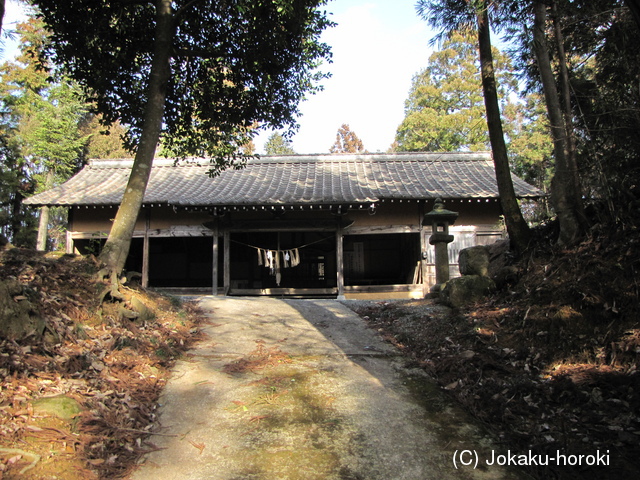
[129,297,525,480]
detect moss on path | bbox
[129,297,525,480]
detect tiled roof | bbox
[23,152,543,207]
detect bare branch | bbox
[172,47,226,60]
[115,0,154,6]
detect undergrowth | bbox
[0,248,204,479]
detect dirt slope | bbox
[348,223,640,479]
[1,221,638,479]
[0,248,204,479]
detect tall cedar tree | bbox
[33,0,333,278]
[417,0,530,253]
[532,1,585,245]
[0,0,4,38]
[330,124,365,153]
[264,132,296,155]
[1,17,88,249]
[395,29,553,205]
[477,1,616,241]
[626,0,640,28]
[80,116,131,160]
[395,29,518,152]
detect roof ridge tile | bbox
[24,152,543,207]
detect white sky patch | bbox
[1,0,30,60]
[256,0,435,154]
[1,0,437,155]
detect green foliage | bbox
[417,0,640,236]
[394,29,552,194]
[264,132,296,155]
[394,30,516,152]
[20,80,89,182]
[416,0,479,43]
[560,1,640,219]
[502,94,553,192]
[330,124,365,154]
[81,115,131,159]
[0,17,89,247]
[0,137,37,246]
[487,0,640,223]
[34,0,334,162]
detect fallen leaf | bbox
[189,440,205,454]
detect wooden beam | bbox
[420,228,429,297]
[146,226,210,237]
[230,287,337,296]
[142,208,150,288]
[343,284,423,293]
[68,231,109,239]
[336,228,344,299]
[212,220,219,296]
[223,230,230,295]
[224,219,350,232]
[346,225,421,235]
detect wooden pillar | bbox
[336,228,345,299]
[212,221,219,295]
[142,208,150,288]
[142,235,150,288]
[420,228,429,297]
[66,231,73,255]
[66,208,74,254]
[223,230,231,295]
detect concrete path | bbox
[129,297,524,480]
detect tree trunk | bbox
[10,190,23,245]
[36,170,55,251]
[625,0,640,30]
[532,1,583,245]
[98,0,174,276]
[476,4,530,253]
[36,206,49,251]
[0,1,5,38]
[0,0,5,39]
[551,1,586,226]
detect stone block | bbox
[458,245,490,277]
[0,279,44,340]
[440,275,496,308]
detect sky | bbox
[1,0,28,56]
[1,0,437,155]
[255,0,436,154]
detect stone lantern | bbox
[423,198,458,293]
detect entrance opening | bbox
[73,237,143,275]
[229,232,336,291]
[344,233,421,286]
[148,237,213,287]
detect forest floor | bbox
[348,222,640,479]
[0,220,639,479]
[0,248,205,479]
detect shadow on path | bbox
[129,297,527,480]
